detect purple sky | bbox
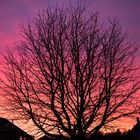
[0,0,140,51]
[0,0,139,48]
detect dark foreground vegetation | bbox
[39,131,137,140]
[39,118,140,140]
[92,131,127,140]
[38,131,129,140]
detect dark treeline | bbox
[39,118,140,140]
[39,129,133,140]
[92,130,128,140]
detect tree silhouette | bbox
[1,3,139,140]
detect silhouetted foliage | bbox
[39,130,129,140]
[125,118,140,140]
[1,2,139,140]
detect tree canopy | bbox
[0,3,140,140]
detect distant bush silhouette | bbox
[39,128,138,140]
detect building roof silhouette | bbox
[0,117,34,140]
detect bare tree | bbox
[0,4,139,140]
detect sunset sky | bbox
[0,0,140,132]
[0,0,140,51]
